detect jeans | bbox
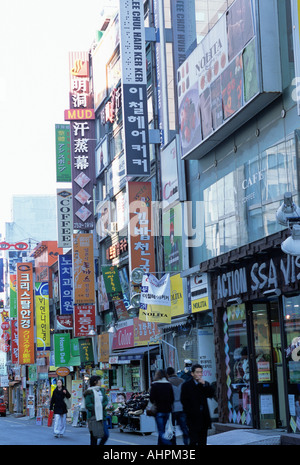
[171,411,189,445]
[90,418,109,446]
[53,414,67,436]
[155,412,173,445]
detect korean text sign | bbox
[58,254,74,314]
[72,233,95,304]
[35,282,50,351]
[17,262,35,364]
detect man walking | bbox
[180,364,215,445]
[166,367,189,445]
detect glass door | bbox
[252,302,286,429]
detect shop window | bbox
[283,295,300,433]
[224,304,252,426]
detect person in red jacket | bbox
[180,364,215,445]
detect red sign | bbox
[74,304,96,337]
[0,242,28,250]
[64,109,95,120]
[112,320,134,350]
[11,320,18,364]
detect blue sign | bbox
[58,255,73,315]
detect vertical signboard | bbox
[55,124,71,182]
[74,305,96,338]
[54,333,70,366]
[0,259,3,293]
[35,282,50,351]
[128,182,155,274]
[119,0,150,176]
[58,255,74,315]
[17,262,35,365]
[9,274,17,318]
[11,319,18,365]
[72,233,95,304]
[66,52,96,230]
[56,188,73,248]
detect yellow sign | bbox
[35,282,50,351]
[192,296,209,313]
[139,304,171,324]
[170,274,184,317]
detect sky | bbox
[0,0,115,234]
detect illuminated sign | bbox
[64,109,95,120]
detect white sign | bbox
[56,189,73,248]
[140,273,171,307]
[161,138,179,207]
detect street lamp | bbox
[276,192,300,255]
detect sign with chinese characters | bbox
[17,262,35,364]
[35,282,50,351]
[102,265,123,301]
[58,254,74,315]
[55,124,71,182]
[74,305,96,338]
[56,189,73,248]
[119,0,150,176]
[78,337,94,365]
[128,182,155,275]
[72,234,95,304]
[68,52,96,230]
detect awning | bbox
[110,345,159,363]
[160,316,188,330]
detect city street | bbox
[0,415,186,446]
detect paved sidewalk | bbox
[207,428,282,445]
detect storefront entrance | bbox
[249,301,286,429]
[225,300,287,429]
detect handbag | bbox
[162,414,175,441]
[88,416,104,438]
[146,401,157,416]
[64,396,71,410]
[47,410,54,427]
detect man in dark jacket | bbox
[166,367,189,445]
[150,369,174,445]
[180,364,214,445]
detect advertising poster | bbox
[177,0,257,159]
[17,262,35,365]
[160,138,179,207]
[170,274,184,317]
[96,200,112,241]
[111,319,134,351]
[55,124,71,182]
[128,181,155,275]
[72,233,95,305]
[58,254,74,315]
[163,204,182,272]
[139,273,171,324]
[35,282,50,351]
[54,333,70,366]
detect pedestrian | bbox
[49,379,71,438]
[149,369,174,445]
[166,366,189,445]
[178,359,193,382]
[83,375,109,446]
[180,363,215,446]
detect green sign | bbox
[79,338,94,365]
[70,338,81,366]
[102,265,123,301]
[55,124,71,182]
[54,333,70,366]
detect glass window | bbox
[283,295,300,433]
[225,304,252,426]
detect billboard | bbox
[72,233,95,304]
[67,52,96,230]
[56,188,73,248]
[35,282,50,351]
[55,124,71,182]
[127,182,156,275]
[119,0,150,176]
[17,262,35,364]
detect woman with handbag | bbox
[49,379,71,438]
[83,375,109,445]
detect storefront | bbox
[199,229,300,432]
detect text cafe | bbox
[203,230,300,434]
